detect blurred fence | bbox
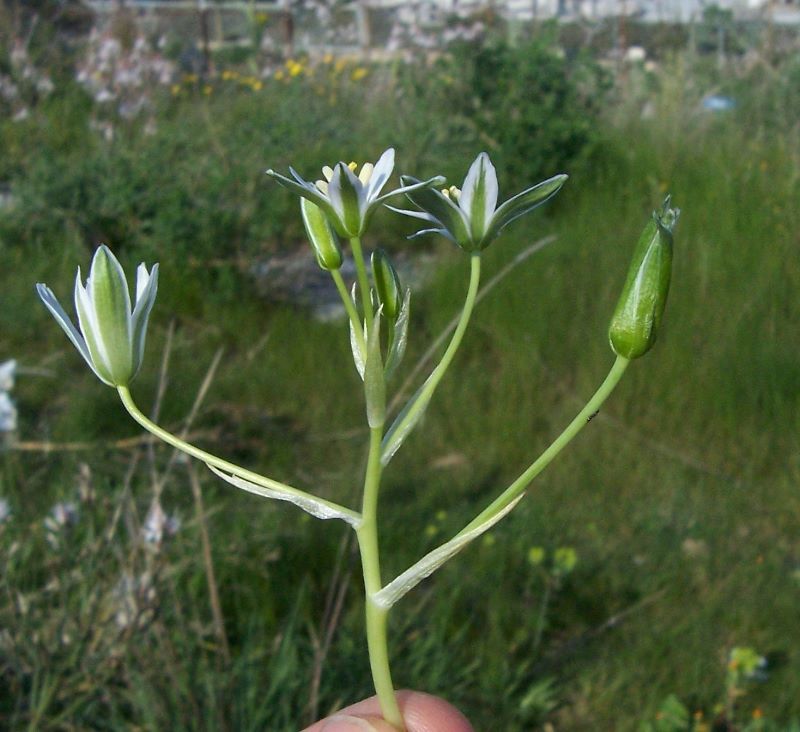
[78,0,800,59]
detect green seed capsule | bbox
[300,198,343,271]
[371,249,403,321]
[609,196,679,359]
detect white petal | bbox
[358,162,374,185]
[135,263,151,303]
[366,148,395,200]
[458,152,498,238]
[131,263,159,378]
[383,204,439,223]
[37,282,112,385]
[74,271,114,380]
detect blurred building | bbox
[374,0,799,23]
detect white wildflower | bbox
[0,497,11,525]
[0,360,15,391]
[0,393,17,432]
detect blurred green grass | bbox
[1,39,800,730]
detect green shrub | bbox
[432,29,611,185]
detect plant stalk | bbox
[457,355,630,537]
[350,236,374,331]
[356,426,404,729]
[117,386,357,521]
[382,255,481,460]
[331,267,366,354]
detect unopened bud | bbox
[371,249,402,321]
[300,198,343,271]
[609,196,679,359]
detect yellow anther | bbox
[348,161,358,172]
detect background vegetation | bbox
[1,7,799,731]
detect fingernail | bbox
[322,714,380,731]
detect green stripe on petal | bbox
[74,273,115,384]
[459,153,498,245]
[266,169,345,233]
[400,177,472,250]
[131,264,159,380]
[328,163,365,236]
[485,174,567,243]
[88,246,133,385]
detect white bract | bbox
[390,152,568,252]
[37,245,158,387]
[267,148,444,238]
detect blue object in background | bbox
[702,95,737,112]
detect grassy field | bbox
[1,32,799,731]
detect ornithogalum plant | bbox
[37,149,679,731]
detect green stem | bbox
[382,255,481,459]
[331,268,366,355]
[356,426,403,729]
[117,386,358,522]
[457,355,630,537]
[350,236,374,332]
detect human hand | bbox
[302,690,474,732]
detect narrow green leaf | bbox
[380,379,432,465]
[208,466,361,526]
[373,495,523,609]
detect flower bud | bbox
[37,245,158,387]
[300,198,343,271]
[609,197,679,359]
[371,249,402,321]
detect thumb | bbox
[318,714,399,732]
[303,691,474,732]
